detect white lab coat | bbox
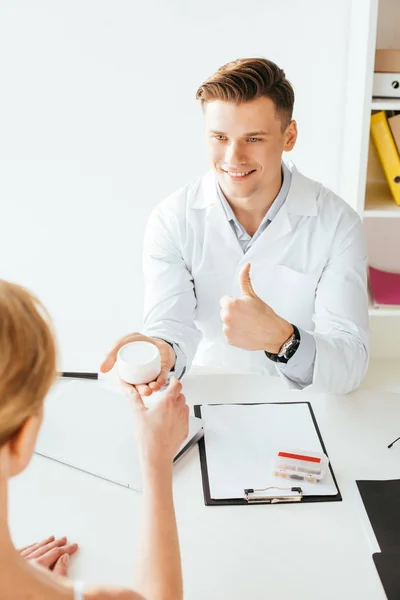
[142,162,369,394]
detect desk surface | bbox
[8,370,400,600]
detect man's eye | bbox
[248,137,261,143]
[214,135,227,141]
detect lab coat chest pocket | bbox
[255,265,319,328]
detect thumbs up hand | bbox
[220,263,294,353]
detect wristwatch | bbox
[264,324,301,364]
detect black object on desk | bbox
[357,479,400,600]
[60,372,98,380]
[373,551,400,600]
[357,479,400,551]
[388,435,400,449]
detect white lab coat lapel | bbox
[243,201,293,264]
[193,170,244,261]
[193,164,318,267]
[244,163,318,262]
[243,166,319,320]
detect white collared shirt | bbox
[143,161,369,394]
[217,161,292,253]
[171,161,316,388]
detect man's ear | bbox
[283,120,298,152]
[7,412,43,477]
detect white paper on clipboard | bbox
[200,403,338,500]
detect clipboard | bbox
[194,402,342,506]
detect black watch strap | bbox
[264,324,301,364]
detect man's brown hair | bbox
[196,57,295,130]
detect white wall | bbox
[0,1,362,370]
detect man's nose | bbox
[224,141,246,166]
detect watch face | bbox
[266,325,300,363]
[284,339,300,359]
[279,334,295,357]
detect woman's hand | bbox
[129,377,189,473]
[18,535,78,576]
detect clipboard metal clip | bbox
[244,486,303,504]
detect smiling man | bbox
[102,57,369,395]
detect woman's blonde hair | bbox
[0,280,57,447]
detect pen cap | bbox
[117,341,161,385]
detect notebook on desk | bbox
[194,402,341,506]
[36,379,204,491]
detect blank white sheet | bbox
[36,379,203,491]
[200,404,338,500]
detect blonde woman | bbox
[0,280,188,600]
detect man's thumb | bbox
[239,263,257,298]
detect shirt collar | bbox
[216,161,292,230]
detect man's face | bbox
[204,97,297,203]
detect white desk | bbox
[8,371,400,599]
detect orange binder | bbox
[370,111,400,205]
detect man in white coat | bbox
[101,58,369,395]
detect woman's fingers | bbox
[37,543,78,569]
[19,536,57,557]
[18,535,78,575]
[136,384,153,396]
[164,378,182,400]
[27,537,67,559]
[148,381,160,391]
[177,393,186,405]
[53,553,70,576]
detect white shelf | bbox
[371,97,400,110]
[369,304,400,316]
[364,181,400,217]
[368,289,400,317]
